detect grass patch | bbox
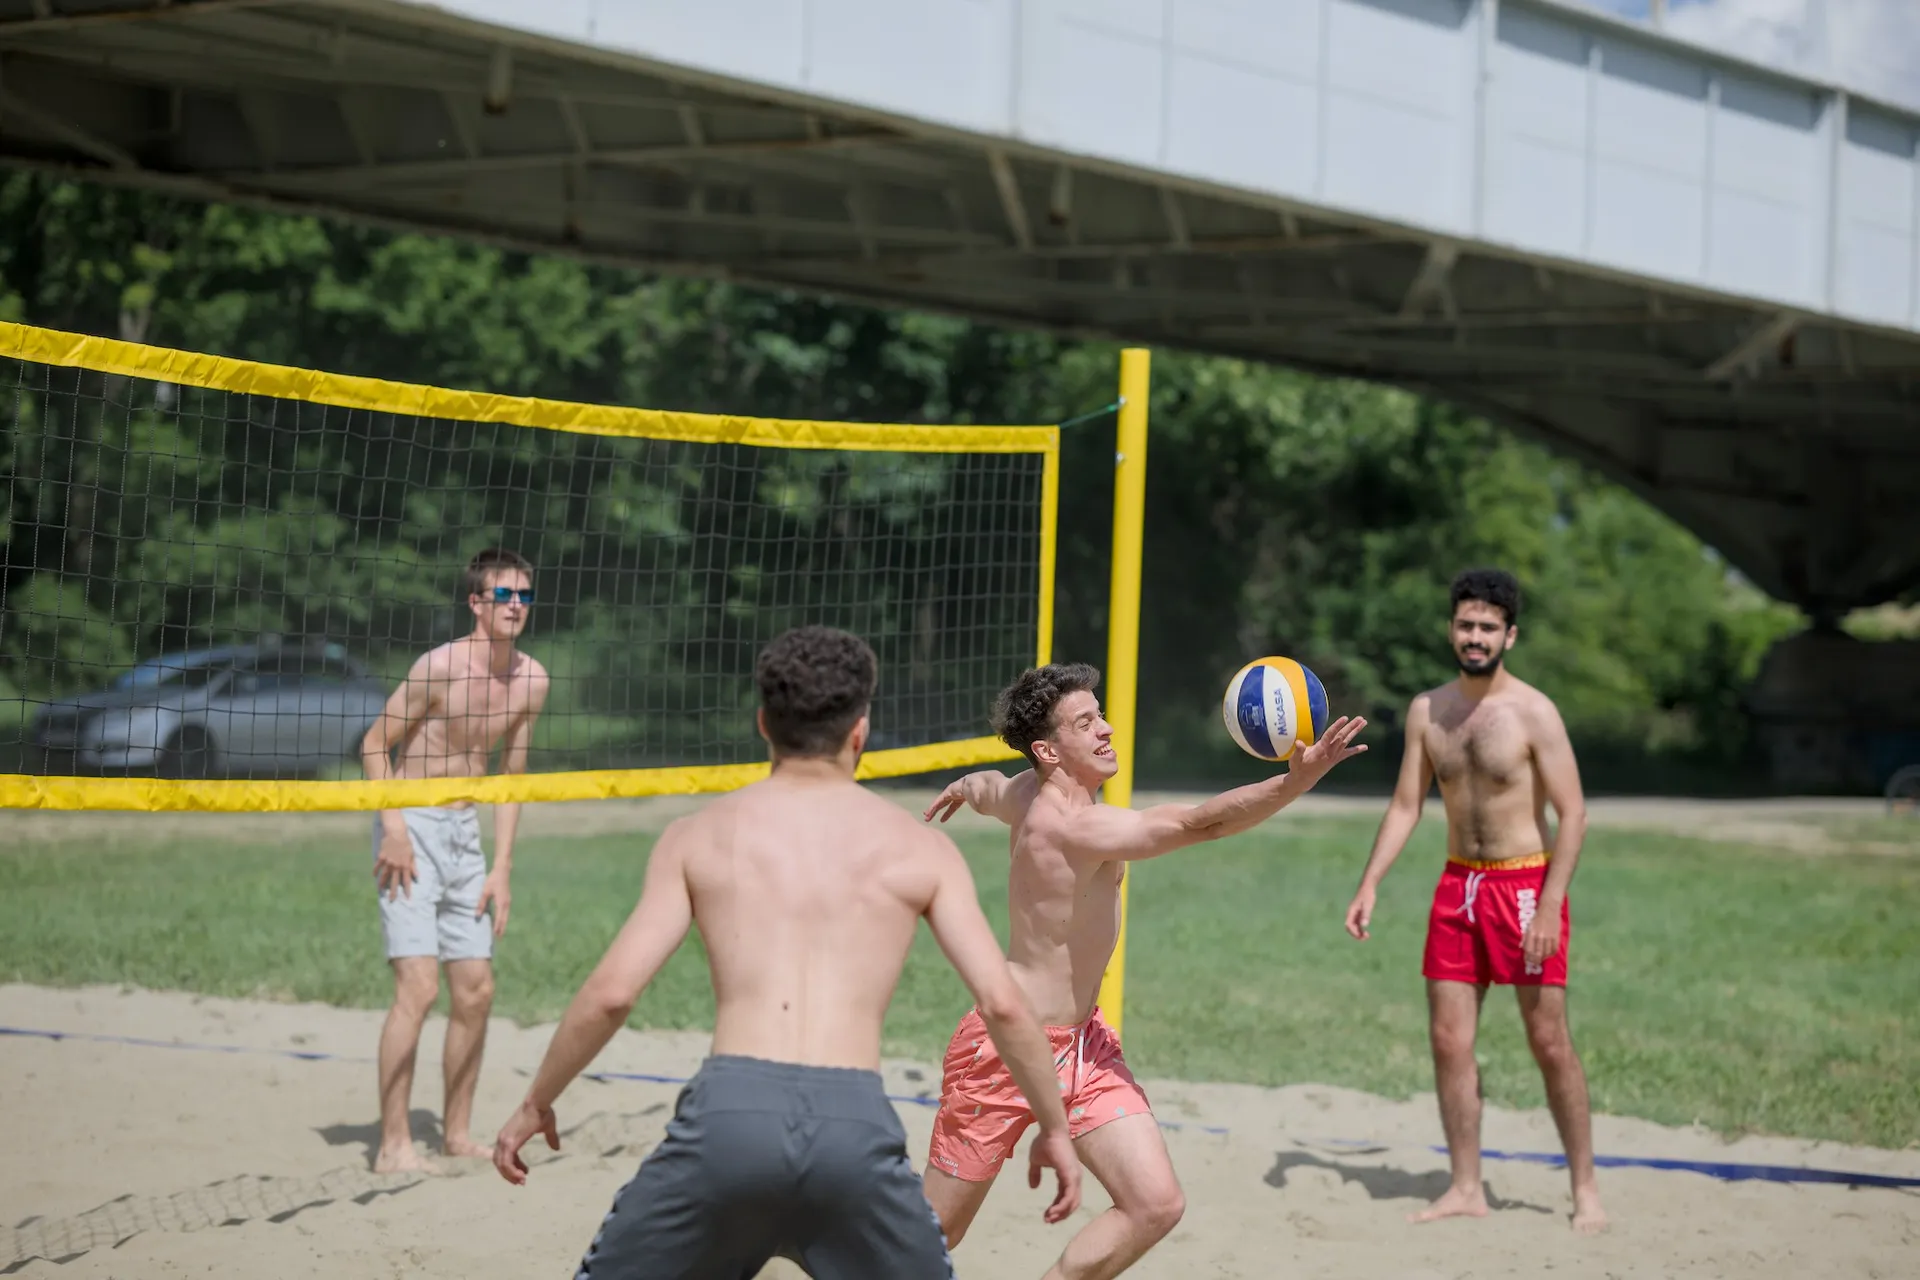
[1118,818,1920,1151]
[1810,812,1920,853]
[3,816,1915,1148]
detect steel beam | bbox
[0,0,287,38]
[1705,312,1801,381]
[986,149,1032,251]
[0,85,139,169]
[227,130,904,187]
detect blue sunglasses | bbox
[485,586,535,604]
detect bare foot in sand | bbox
[1571,1186,1609,1235]
[374,1142,442,1175]
[1409,1184,1489,1224]
[442,1137,491,1160]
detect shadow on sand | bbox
[1265,1149,1554,1215]
[316,1110,445,1167]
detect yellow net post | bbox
[1094,348,1151,1040]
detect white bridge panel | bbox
[807,0,1015,136]
[594,0,808,93]
[1162,41,1321,196]
[1591,39,1710,285]
[417,0,1920,336]
[441,0,596,45]
[1484,6,1591,260]
[1838,108,1920,327]
[1320,0,1476,234]
[1706,74,1827,309]
[1162,0,1322,196]
[1018,0,1168,170]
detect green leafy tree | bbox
[0,173,1808,787]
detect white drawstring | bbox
[1461,871,1485,924]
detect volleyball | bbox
[1222,656,1330,763]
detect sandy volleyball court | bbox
[5,980,1917,1279]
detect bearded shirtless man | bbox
[358,546,551,1173]
[1343,568,1607,1234]
[492,625,1081,1277]
[921,662,1367,1279]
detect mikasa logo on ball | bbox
[1222,655,1328,764]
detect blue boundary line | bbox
[1,1023,369,1063]
[1305,1135,1920,1190]
[8,1025,1914,1187]
[1455,1146,1920,1190]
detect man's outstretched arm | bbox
[493,820,695,1184]
[1058,716,1368,864]
[924,767,1038,826]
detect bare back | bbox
[1417,677,1558,862]
[1003,786,1124,1027]
[678,776,949,1070]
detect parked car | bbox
[28,641,393,779]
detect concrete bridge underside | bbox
[1,0,1916,616]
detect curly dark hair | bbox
[1450,567,1521,627]
[754,625,879,757]
[991,662,1102,766]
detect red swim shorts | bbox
[926,1005,1150,1183]
[1421,855,1571,987]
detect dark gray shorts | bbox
[574,1055,954,1279]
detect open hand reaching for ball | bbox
[1286,714,1368,788]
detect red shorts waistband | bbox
[967,1004,1108,1040]
[1446,852,1550,873]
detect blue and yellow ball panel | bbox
[1221,656,1330,763]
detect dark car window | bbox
[118,661,227,692]
[227,658,298,697]
[233,652,358,695]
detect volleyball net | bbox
[0,321,1057,812]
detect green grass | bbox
[1117,818,1920,1151]
[3,817,1916,1149]
[1812,812,1920,851]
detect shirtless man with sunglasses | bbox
[358,546,551,1173]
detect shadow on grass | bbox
[1265,1150,1553,1215]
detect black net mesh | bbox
[0,357,1047,787]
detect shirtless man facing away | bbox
[358,546,551,1174]
[491,625,1082,1277]
[921,662,1368,1279]
[1343,568,1607,1234]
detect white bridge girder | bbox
[0,0,1916,614]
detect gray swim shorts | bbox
[575,1054,954,1279]
[370,806,492,963]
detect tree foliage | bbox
[0,173,1803,784]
